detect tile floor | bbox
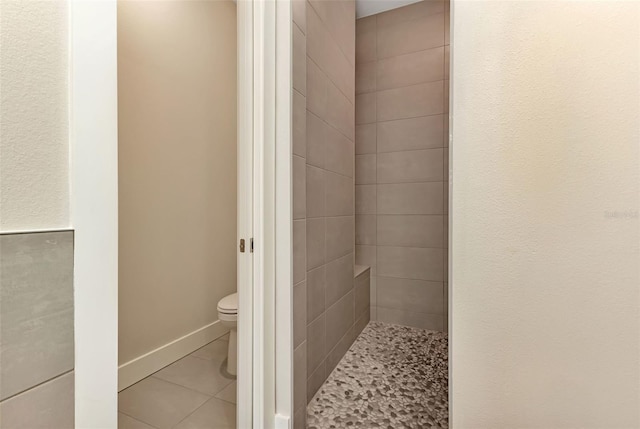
[307,322,449,429]
[118,334,236,429]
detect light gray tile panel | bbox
[377,149,444,183]
[355,124,376,155]
[377,115,444,153]
[355,15,376,64]
[325,126,354,178]
[377,277,444,315]
[355,154,376,185]
[355,92,376,125]
[325,172,354,217]
[119,413,156,429]
[377,182,444,215]
[306,111,326,169]
[293,220,307,283]
[376,81,444,121]
[325,291,354,355]
[152,355,233,396]
[306,313,326,376]
[306,164,326,218]
[376,12,444,59]
[0,372,74,429]
[0,231,74,401]
[355,214,376,246]
[355,245,376,275]
[293,155,307,220]
[118,376,210,429]
[376,307,444,331]
[306,265,326,324]
[293,90,307,157]
[292,0,306,33]
[306,217,325,270]
[325,325,355,375]
[325,216,354,262]
[306,359,326,402]
[377,246,444,282]
[325,253,354,308]
[355,185,376,215]
[355,273,370,319]
[173,398,236,429]
[293,341,307,414]
[376,47,445,91]
[354,306,370,337]
[293,23,307,95]
[377,214,444,248]
[376,0,445,28]
[293,280,307,348]
[355,61,376,95]
[306,58,328,119]
[326,81,354,140]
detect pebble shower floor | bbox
[307,322,448,429]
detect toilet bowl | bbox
[217,292,238,376]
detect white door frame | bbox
[70,0,293,427]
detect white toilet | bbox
[217,292,238,376]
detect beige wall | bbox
[451,1,639,427]
[0,0,69,231]
[354,0,449,331]
[118,0,237,364]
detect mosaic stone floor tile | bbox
[307,322,448,429]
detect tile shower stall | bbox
[291,0,450,427]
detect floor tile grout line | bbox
[148,372,230,399]
[118,409,162,429]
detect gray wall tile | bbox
[325,291,354,354]
[376,13,444,59]
[377,215,444,248]
[325,216,353,261]
[306,313,326,377]
[377,149,444,183]
[376,81,444,121]
[0,231,74,401]
[377,183,444,215]
[293,220,307,283]
[306,266,326,323]
[325,172,353,217]
[377,277,443,314]
[377,246,444,281]
[325,253,353,308]
[355,124,376,155]
[293,281,307,348]
[0,372,74,428]
[377,115,444,153]
[293,342,307,414]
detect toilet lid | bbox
[217,292,238,313]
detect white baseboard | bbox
[118,320,229,391]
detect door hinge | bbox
[239,238,254,253]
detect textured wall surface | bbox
[118,0,237,364]
[354,0,449,331]
[451,1,640,427]
[0,0,69,231]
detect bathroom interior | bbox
[115,0,449,427]
[116,1,240,428]
[294,0,449,427]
